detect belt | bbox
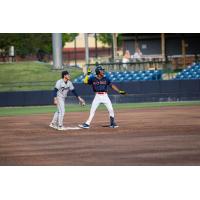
[96,92,107,94]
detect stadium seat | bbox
[175,63,200,80]
[73,69,163,83]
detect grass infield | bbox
[0,101,200,117]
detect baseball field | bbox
[0,101,200,166]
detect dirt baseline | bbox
[0,106,200,165]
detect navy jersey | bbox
[88,75,112,92]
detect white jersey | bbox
[55,79,74,98]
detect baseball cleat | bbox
[110,125,119,128]
[78,123,90,129]
[110,123,119,128]
[49,123,58,129]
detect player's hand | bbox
[119,90,126,95]
[78,97,86,106]
[54,98,58,105]
[87,68,91,75]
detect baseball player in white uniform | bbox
[79,66,126,129]
[49,70,85,130]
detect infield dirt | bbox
[0,106,200,165]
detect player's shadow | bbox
[101,125,110,127]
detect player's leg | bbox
[50,101,60,129]
[50,110,59,129]
[79,95,100,128]
[86,95,101,125]
[57,98,65,130]
[103,95,118,128]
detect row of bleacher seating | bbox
[73,70,163,83]
[174,63,200,80]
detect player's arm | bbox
[53,80,61,105]
[71,89,81,99]
[107,77,126,95]
[83,75,89,84]
[83,67,92,84]
[71,89,86,106]
[70,83,86,106]
[111,84,120,93]
[53,88,58,105]
[111,84,126,95]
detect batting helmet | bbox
[95,66,105,75]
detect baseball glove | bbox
[119,90,127,95]
[78,97,86,106]
[87,68,92,75]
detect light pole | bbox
[95,33,98,59]
[74,36,77,67]
[112,33,117,61]
[161,33,166,61]
[52,33,63,69]
[84,33,89,65]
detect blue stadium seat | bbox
[79,75,84,79]
[127,77,133,81]
[73,78,78,83]
[195,74,200,79]
[141,73,146,78]
[119,77,124,82]
[111,77,116,82]
[135,77,141,81]
[73,69,163,83]
[124,74,130,78]
[175,63,200,80]
[143,77,149,81]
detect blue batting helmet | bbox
[95,66,105,75]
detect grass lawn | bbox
[0,101,200,117]
[0,61,83,91]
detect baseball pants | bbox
[86,93,114,125]
[51,97,65,127]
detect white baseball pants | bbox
[86,93,114,125]
[51,97,65,127]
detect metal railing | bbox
[87,60,169,72]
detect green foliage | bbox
[0,33,51,57]
[98,33,113,45]
[62,33,78,47]
[34,33,52,53]
[97,33,122,47]
[117,34,123,47]
[0,33,79,57]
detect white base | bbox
[61,126,82,130]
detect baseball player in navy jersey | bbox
[49,70,85,131]
[79,66,126,129]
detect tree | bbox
[62,33,78,47]
[97,33,122,47]
[0,33,50,57]
[97,33,113,46]
[0,33,79,60]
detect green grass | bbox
[0,61,83,91]
[0,101,200,117]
